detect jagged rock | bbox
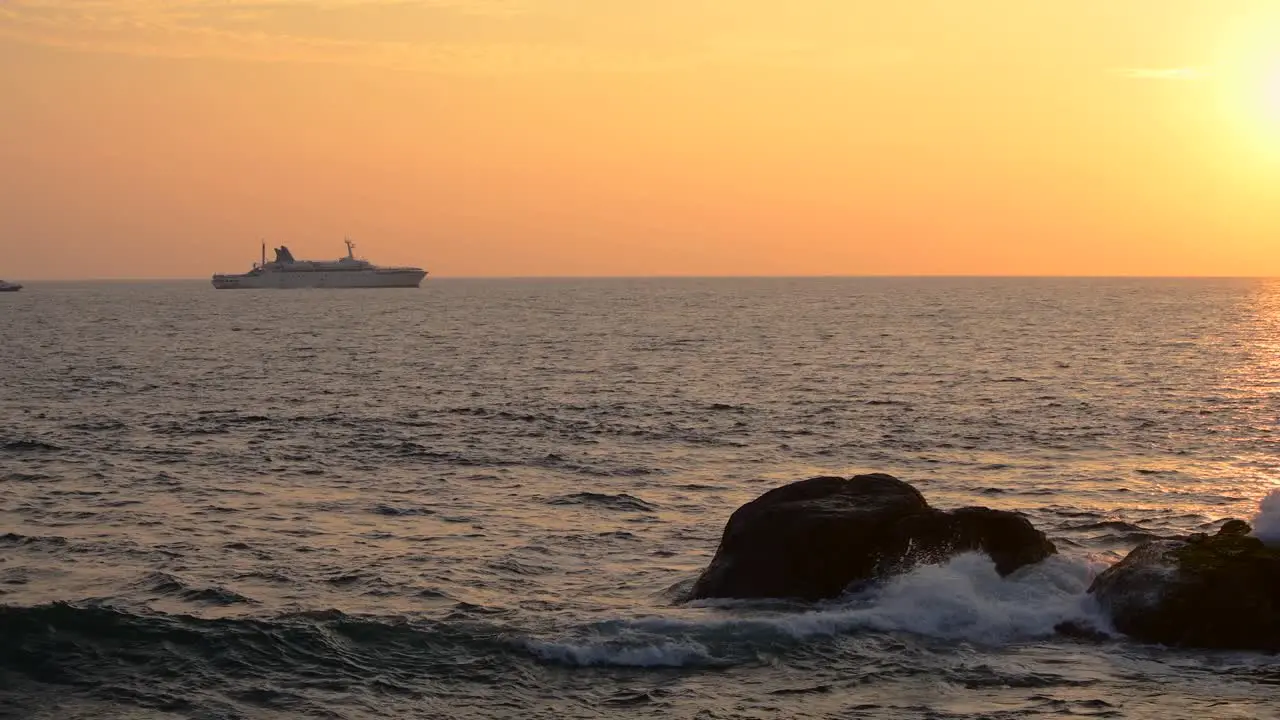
[1088,521,1280,651]
[687,474,1057,601]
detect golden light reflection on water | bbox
[1219,279,1280,498]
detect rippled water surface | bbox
[2,278,1279,719]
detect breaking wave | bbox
[532,553,1112,668]
[0,553,1111,682]
[1253,489,1280,546]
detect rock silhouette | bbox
[1088,520,1280,651]
[688,474,1056,601]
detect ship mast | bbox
[260,239,266,268]
[344,237,356,260]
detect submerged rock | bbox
[687,474,1056,601]
[1088,521,1280,651]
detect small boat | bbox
[0,280,21,292]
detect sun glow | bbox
[1213,10,1280,161]
[1241,58,1280,161]
[1265,63,1280,122]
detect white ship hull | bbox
[212,269,426,290]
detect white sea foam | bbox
[685,553,1110,643]
[531,553,1112,667]
[1252,489,1280,546]
[819,552,1109,642]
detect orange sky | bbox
[2,0,1280,279]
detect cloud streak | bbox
[0,0,590,73]
[0,0,911,74]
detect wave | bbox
[526,637,722,668]
[0,603,520,690]
[345,440,661,477]
[0,532,70,549]
[371,503,436,517]
[547,492,657,512]
[0,553,1110,681]
[1064,520,1150,533]
[139,572,257,606]
[533,553,1112,668]
[1253,489,1280,546]
[1,438,62,452]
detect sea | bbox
[2,277,1279,720]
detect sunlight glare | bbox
[1266,62,1280,122]
[1215,11,1280,160]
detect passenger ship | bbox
[212,240,426,290]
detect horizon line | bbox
[9,274,1279,283]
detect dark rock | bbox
[1053,620,1113,643]
[1088,521,1280,651]
[1219,519,1251,537]
[687,474,1057,601]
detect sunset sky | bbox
[2,0,1280,279]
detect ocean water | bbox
[2,277,1279,720]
